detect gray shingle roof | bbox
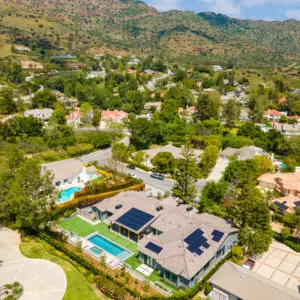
[210,262,300,300]
[42,158,83,183]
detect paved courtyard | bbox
[252,240,300,293]
[0,227,66,300]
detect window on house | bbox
[216,246,225,258]
[165,270,178,284]
[211,288,229,300]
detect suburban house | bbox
[212,65,223,72]
[239,109,249,122]
[139,143,203,168]
[66,111,82,127]
[42,159,98,188]
[220,146,268,161]
[20,60,44,70]
[92,191,238,289]
[209,262,300,300]
[101,110,128,127]
[14,45,31,52]
[263,109,287,121]
[270,195,300,214]
[258,172,300,196]
[178,106,197,118]
[144,102,162,112]
[24,108,53,121]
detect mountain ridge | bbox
[0,0,299,67]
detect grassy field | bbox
[58,216,137,253]
[20,237,100,300]
[0,43,11,57]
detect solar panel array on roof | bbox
[116,208,154,231]
[274,201,289,211]
[145,242,163,254]
[212,229,225,242]
[294,201,300,207]
[184,228,210,255]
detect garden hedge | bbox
[272,231,300,252]
[57,183,145,213]
[40,230,231,300]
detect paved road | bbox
[80,136,210,197]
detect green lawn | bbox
[59,217,179,293]
[20,238,100,300]
[58,216,137,253]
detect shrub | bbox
[67,143,94,156]
[231,245,244,264]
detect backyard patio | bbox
[58,216,178,294]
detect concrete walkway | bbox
[207,158,229,182]
[0,227,67,300]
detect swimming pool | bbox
[90,246,102,256]
[57,187,82,203]
[88,234,131,260]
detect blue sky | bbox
[143,0,300,21]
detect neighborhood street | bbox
[80,138,212,198]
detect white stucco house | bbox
[24,108,53,121]
[42,159,98,189]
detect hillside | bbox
[0,0,299,67]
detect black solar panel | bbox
[274,201,289,211]
[294,201,300,207]
[212,229,225,242]
[145,242,163,254]
[116,208,154,231]
[184,228,210,255]
[184,229,204,244]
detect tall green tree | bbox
[32,89,57,108]
[0,88,17,114]
[172,144,199,203]
[223,99,240,128]
[0,158,56,234]
[151,152,176,174]
[199,145,219,178]
[195,92,221,121]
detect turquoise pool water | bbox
[280,163,287,169]
[57,187,82,203]
[88,234,131,260]
[90,246,102,256]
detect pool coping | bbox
[85,231,134,262]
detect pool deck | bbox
[58,216,137,253]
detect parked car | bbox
[127,164,135,170]
[242,258,255,270]
[150,173,164,180]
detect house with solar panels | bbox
[93,191,238,288]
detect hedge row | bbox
[272,231,300,252]
[57,184,145,213]
[80,178,142,197]
[39,232,140,299]
[41,229,231,300]
[127,159,151,172]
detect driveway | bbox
[252,240,300,294]
[0,228,66,300]
[207,158,229,182]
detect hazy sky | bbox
[143,0,300,21]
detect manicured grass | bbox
[58,216,137,253]
[20,238,99,300]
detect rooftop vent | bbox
[115,204,122,209]
[186,206,193,212]
[156,206,164,212]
